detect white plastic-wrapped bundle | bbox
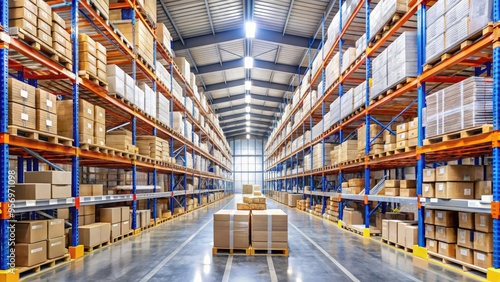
[353,81,367,110]
[325,52,340,90]
[427,16,444,44]
[135,86,145,111]
[157,93,170,126]
[426,0,444,26]
[369,0,408,41]
[340,89,354,120]
[387,31,417,88]
[185,96,193,115]
[371,48,388,99]
[355,33,366,58]
[341,47,356,74]
[330,98,341,125]
[172,79,183,101]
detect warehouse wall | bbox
[230,139,264,193]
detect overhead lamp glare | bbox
[245,114,250,120]
[245,80,252,90]
[244,57,254,69]
[246,105,251,112]
[246,134,250,139]
[245,94,251,103]
[245,21,256,38]
[246,127,251,133]
[246,121,250,126]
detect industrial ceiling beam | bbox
[282,0,295,35]
[214,103,277,114]
[226,133,266,139]
[204,78,290,92]
[224,125,269,134]
[196,58,307,75]
[172,28,321,51]
[211,93,283,105]
[219,112,274,121]
[222,123,271,132]
[220,119,272,127]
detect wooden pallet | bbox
[19,254,71,276]
[381,238,413,252]
[80,143,116,156]
[370,77,416,105]
[136,154,156,164]
[8,126,73,146]
[86,0,110,21]
[339,158,364,166]
[111,231,133,243]
[79,71,108,88]
[428,251,487,273]
[109,93,137,109]
[342,223,381,236]
[212,247,252,255]
[138,55,155,72]
[370,13,404,45]
[250,247,289,256]
[423,124,493,145]
[84,241,111,252]
[424,23,494,72]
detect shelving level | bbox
[264,0,500,279]
[0,0,233,280]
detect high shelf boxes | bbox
[8,78,36,130]
[115,21,155,68]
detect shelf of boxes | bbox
[264,0,500,276]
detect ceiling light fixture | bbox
[244,57,254,69]
[245,80,252,90]
[246,105,251,112]
[245,113,250,120]
[246,134,250,139]
[246,121,250,126]
[245,94,251,103]
[246,127,250,133]
[245,21,256,38]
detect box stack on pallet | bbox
[325,196,340,221]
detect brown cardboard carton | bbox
[405,225,419,249]
[38,30,53,47]
[425,224,435,239]
[252,241,288,249]
[47,236,66,259]
[78,224,100,247]
[36,108,57,134]
[56,99,94,121]
[10,7,37,26]
[343,209,363,226]
[57,208,69,220]
[385,188,399,196]
[52,184,71,199]
[474,251,492,269]
[8,78,36,107]
[457,228,474,249]
[15,241,47,267]
[94,122,106,139]
[435,226,456,243]
[399,180,416,188]
[84,214,95,225]
[35,89,56,113]
[397,222,415,245]
[400,189,416,197]
[474,213,493,233]
[15,220,48,243]
[396,123,408,133]
[9,102,36,129]
[121,220,130,235]
[9,0,37,9]
[435,165,479,182]
[90,222,111,244]
[434,210,457,227]
[427,239,438,253]
[100,207,121,224]
[438,241,456,257]
[475,181,491,199]
[422,183,435,198]
[348,178,364,187]
[47,219,64,239]
[435,182,474,199]
[473,231,493,252]
[382,219,390,240]
[423,168,436,182]
[111,222,120,238]
[384,180,400,188]
[80,184,92,196]
[424,210,434,224]
[458,212,474,229]
[25,171,71,185]
[455,246,473,264]
[94,105,106,124]
[14,183,51,200]
[121,207,130,222]
[92,184,103,196]
[389,220,401,243]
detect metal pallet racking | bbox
[263,0,500,279]
[0,1,233,280]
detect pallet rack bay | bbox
[0,1,233,280]
[264,0,500,280]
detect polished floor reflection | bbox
[25,195,483,282]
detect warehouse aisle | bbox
[25,195,481,282]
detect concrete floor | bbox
[25,195,483,282]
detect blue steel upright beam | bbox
[337,0,344,223]
[363,0,371,238]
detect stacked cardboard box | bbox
[52,10,72,62]
[15,220,48,267]
[9,0,38,39]
[386,219,418,248]
[115,21,154,68]
[346,178,364,195]
[79,204,96,225]
[35,88,58,134]
[173,57,191,82]
[357,124,383,157]
[383,126,397,152]
[387,32,417,88]
[25,171,71,199]
[77,222,111,248]
[157,92,171,126]
[213,210,250,249]
[8,78,36,130]
[287,194,303,207]
[130,209,151,229]
[325,53,340,90]
[157,23,173,55]
[312,204,323,216]
[92,0,109,19]
[96,39,107,83]
[384,179,400,196]
[242,184,253,194]
[78,34,98,78]
[136,136,169,160]
[313,143,335,169]
[14,183,51,200]
[251,210,288,249]
[57,99,95,144]
[297,198,310,211]
[326,196,340,220]
[339,140,357,163]
[342,208,364,226]
[341,47,357,74]
[99,207,130,238]
[106,129,137,153]
[423,165,482,199]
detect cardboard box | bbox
[121,220,130,235]
[434,210,457,227]
[214,210,251,249]
[435,165,478,182]
[427,239,438,253]
[57,208,69,220]
[438,241,456,257]
[435,226,456,243]
[397,222,415,245]
[405,225,419,249]
[474,231,493,252]
[458,212,474,229]
[121,207,130,222]
[14,183,51,200]
[92,184,103,196]
[56,99,94,121]
[111,222,120,238]
[25,171,71,185]
[343,209,364,225]
[10,7,37,26]
[384,180,400,188]
[80,184,92,196]
[15,220,48,243]
[474,251,492,269]
[457,228,474,249]
[94,105,106,124]
[435,182,474,199]
[423,168,436,182]
[9,102,36,129]
[100,207,121,224]
[84,214,95,225]
[382,219,390,240]
[396,123,408,133]
[424,210,435,224]
[475,213,493,233]
[78,224,100,247]
[400,180,416,188]
[455,246,473,264]
[36,108,57,134]
[475,181,491,199]
[400,189,416,197]
[52,184,71,199]
[422,183,435,198]
[8,78,36,107]
[47,236,66,259]
[90,222,111,244]
[389,220,401,243]
[385,188,399,196]
[15,241,47,267]
[348,178,364,187]
[35,89,57,113]
[47,219,64,239]
[425,224,435,239]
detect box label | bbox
[47,100,53,108]
[31,247,43,254]
[439,167,445,174]
[438,183,444,191]
[464,189,471,196]
[51,241,62,247]
[460,249,468,256]
[478,253,485,261]
[464,175,470,181]
[46,120,52,127]
[429,241,435,247]
[26,200,36,207]
[21,113,29,121]
[20,89,28,98]
[437,212,443,219]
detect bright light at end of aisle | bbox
[245,80,252,90]
[244,57,254,68]
[246,121,250,126]
[245,21,256,38]
[245,94,251,103]
[246,134,250,139]
[246,113,250,120]
[246,127,250,133]
[246,105,251,112]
